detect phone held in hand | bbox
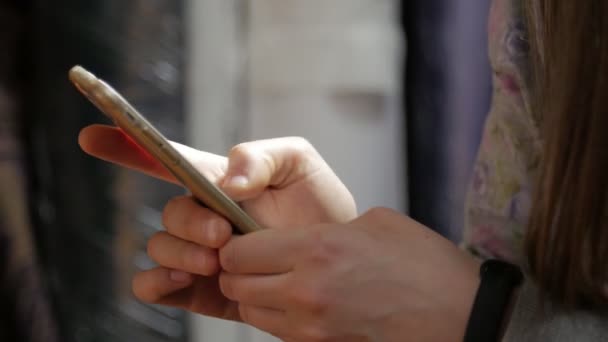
[69,65,261,234]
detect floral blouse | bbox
[463,0,541,267]
[462,1,608,340]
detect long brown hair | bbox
[525,1,608,309]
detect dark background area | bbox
[2,1,189,341]
[403,0,492,240]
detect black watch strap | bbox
[463,259,524,342]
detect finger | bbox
[221,137,324,201]
[148,232,220,276]
[238,304,288,339]
[162,196,233,249]
[79,124,228,185]
[219,227,310,274]
[132,267,193,303]
[219,272,288,309]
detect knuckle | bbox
[289,136,314,151]
[300,325,333,342]
[218,273,233,299]
[162,196,185,230]
[184,206,207,241]
[219,244,238,272]
[228,143,259,175]
[183,244,205,274]
[364,206,395,219]
[308,229,341,266]
[132,274,155,303]
[359,207,405,235]
[146,232,166,261]
[287,137,316,161]
[238,304,247,323]
[131,275,147,301]
[132,288,150,303]
[161,202,173,230]
[229,143,254,160]
[200,250,220,275]
[238,304,251,324]
[206,218,231,247]
[289,284,331,316]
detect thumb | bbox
[221,137,323,201]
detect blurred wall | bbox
[186,0,404,341]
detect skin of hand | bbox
[78,124,357,321]
[79,125,482,341]
[218,209,482,342]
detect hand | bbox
[79,125,356,228]
[78,125,357,321]
[218,208,481,342]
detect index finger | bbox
[78,124,228,185]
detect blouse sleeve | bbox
[466,2,608,340]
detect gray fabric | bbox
[503,280,608,341]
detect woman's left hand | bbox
[218,207,481,342]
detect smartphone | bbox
[69,65,261,234]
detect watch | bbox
[463,259,524,342]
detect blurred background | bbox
[0,0,490,341]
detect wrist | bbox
[376,256,481,342]
[453,259,483,342]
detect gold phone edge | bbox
[69,66,262,234]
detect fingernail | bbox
[226,175,249,188]
[170,270,192,283]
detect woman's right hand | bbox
[78,124,357,321]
